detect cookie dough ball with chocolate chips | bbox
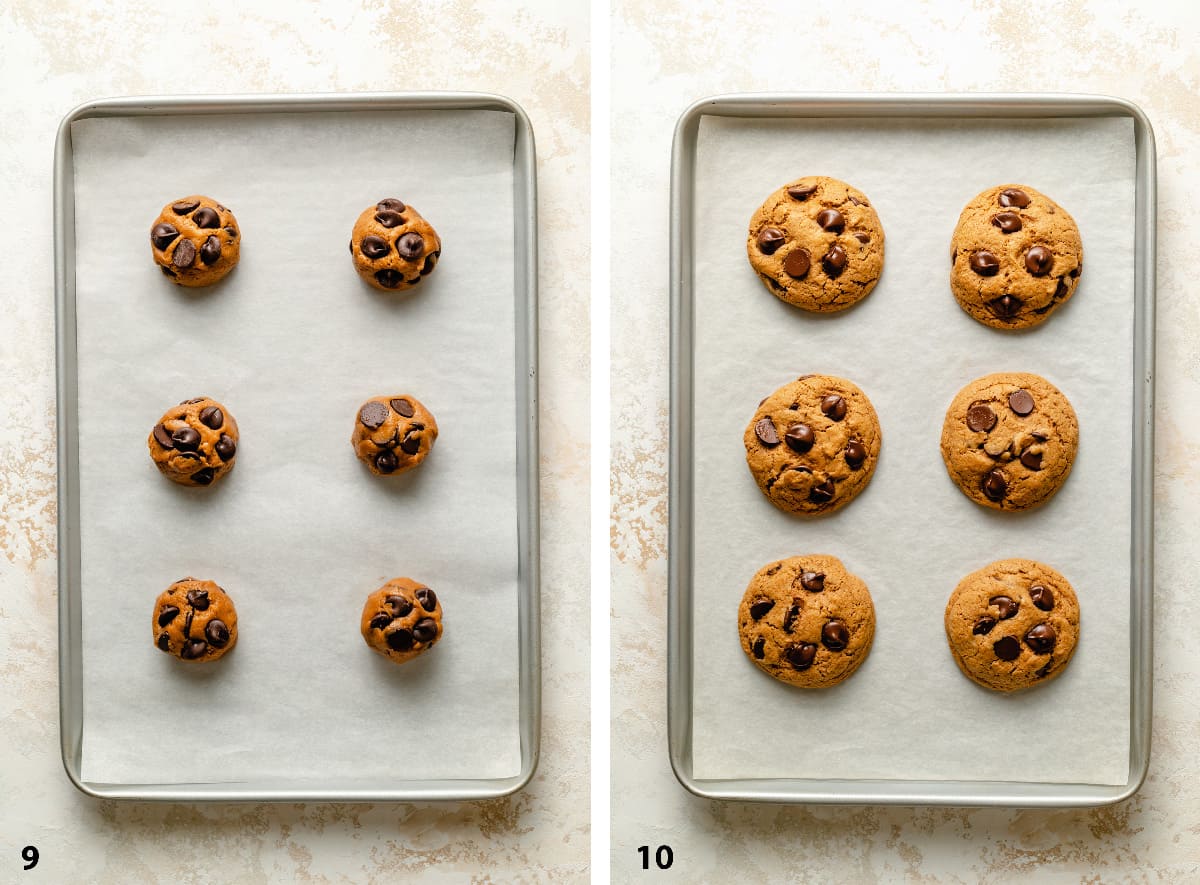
[351,395,438,476]
[350,198,442,291]
[148,396,239,487]
[150,196,241,287]
[950,184,1082,329]
[153,578,238,662]
[360,577,444,665]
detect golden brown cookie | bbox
[744,374,881,516]
[746,176,885,312]
[360,577,444,665]
[940,372,1077,511]
[351,395,438,476]
[147,396,239,487]
[349,198,442,291]
[152,578,238,662]
[945,559,1080,692]
[738,555,874,688]
[949,184,1082,329]
[150,196,240,287]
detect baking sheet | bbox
[71,109,522,784]
[690,115,1134,785]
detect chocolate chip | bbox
[375,451,398,473]
[151,223,180,250]
[821,619,849,650]
[415,587,438,612]
[386,629,415,652]
[413,618,438,642]
[757,227,785,254]
[969,250,999,276]
[172,239,196,268]
[800,571,825,593]
[153,423,174,449]
[973,616,996,635]
[224,226,237,238]
[809,480,835,503]
[181,639,208,659]
[199,406,223,429]
[199,235,221,265]
[1055,278,1069,298]
[400,432,421,455]
[374,269,403,288]
[991,211,1022,233]
[966,404,997,432]
[191,467,215,485]
[361,235,390,259]
[1029,585,1055,611]
[786,183,817,200]
[377,198,406,212]
[374,210,404,227]
[784,642,817,670]
[782,600,801,633]
[193,207,219,229]
[990,595,1019,619]
[1024,623,1056,654]
[844,439,867,469]
[420,252,440,275]
[816,208,845,233]
[752,637,765,659]
[982,469,1007,501]
[998,188,1031,208]
[390,398,415,418]
[754,417,779,446]
[993,635,1021,661]
[1008,389,1035,415]
[205,619,230,648]
[157,633,170,651]
[784,423,814,453]
[187,589,210,610]
[820,395,847,421]
[157,605,180,627]
[1020,449,1043,470]
[161,266,177,278]
[386,595,413,617]
[359,401,389,429]
[783,248,811,279]
[821,244,847,277]
[989,294,1022,318]
[171,426,200,451]
[396,232,425,260]
[370,613,392,630]
[172,200,199,215]
[852,232,870,244]
[182,398,206,404]
[749,598,775,620]
[1025,245,1054,276]
[215,434,236,461]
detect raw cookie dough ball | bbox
[949,184,1082,329]
[349,198,442,291]
[351,395,438,476]
[940,372,1078,511]
[744,374,882,516]
[360,577,444,665]
[152,578,238,662]
[944,558,1080,691]
[737,554,875,688]
[148,396,239,487]
[150,195,241,287]
[746,176,885,312]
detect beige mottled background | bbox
[611,1,1200,882]
[0,2,589,882]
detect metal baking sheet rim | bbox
[667,92,1155,807]
[54,92,541,802]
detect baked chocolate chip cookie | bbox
[744,374,881,515]
[950,184,1082,329]
[746,176,885,312]
[148,397,239,487]
[738,554,875,688]
[360,577,444,665]
[152,578,238,662]
[150,196,240,287]
[351,395,438,476]
[940,373,1078,511]
[945,558,1080,691]
[350,198,442,291]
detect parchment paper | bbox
[72,109,522,784]
[690,115,1134,785]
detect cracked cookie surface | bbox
[148,396,239,487]
[746,176,885,312]
[152,578,238,662]
[737,554,875,688]
[351,394,438,476]
[944,558,1080,692]
[940,372,1077,511]
[350,198,442,291]
[744,374,881,516]
[360,577,444,665]
[949,184,1082,329]
[150,195,240,287]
